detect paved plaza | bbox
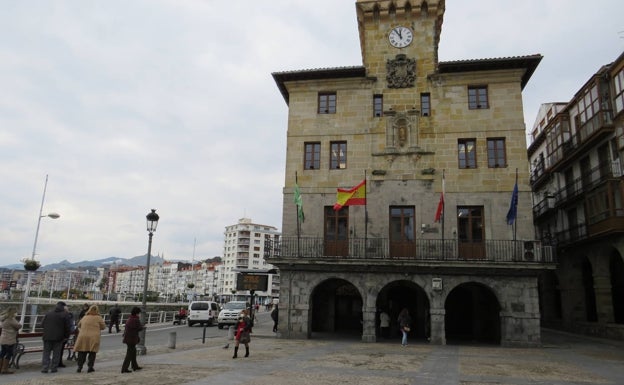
[4,319,624,385]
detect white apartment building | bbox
[114,260,220,302]
[220,218,280,304]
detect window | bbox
[615,67,624,115]
[318,92,336,114]
[487,138,506,167]
[389,207,415,242]
[330,141,347,169]
[458,139,477,168]
[304,142,321,170]
[468,86,488,109]
[577,84,600,126]
[420,93,430,116]
[373,94,383,117]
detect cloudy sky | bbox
[1,0,622,266]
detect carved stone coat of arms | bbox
[386,54,416,88]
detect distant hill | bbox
[1,255,222,271]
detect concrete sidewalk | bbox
[4,314,624,385]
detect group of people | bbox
[379,307,413,346]
[0,301,144,375]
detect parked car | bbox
[217,301,247,329]
[187,301,220,327]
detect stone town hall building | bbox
[270,0,555,346]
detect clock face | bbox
[388,26,413,48]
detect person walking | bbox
[0,307,22,374]
[41,301,71,373]
[379,309,390,339]
[397,308,412,347]
[74,305,105,373]
[108,304,122,333]
[121,307,143,373]
[232,309,252,359]
[270,304,279,332]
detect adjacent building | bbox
[270,0,555,346]
[219,218,280,304]
[529,51,624,339]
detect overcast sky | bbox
[1,0,622,266]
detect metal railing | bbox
[267,237,556,264]
[17,311,178,334]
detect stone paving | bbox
[4,325,624,385]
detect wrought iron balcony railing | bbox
[266,237,556,264]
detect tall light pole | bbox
[20,175,60,326]
[137,209,159,356]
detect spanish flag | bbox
[333,180,366,210]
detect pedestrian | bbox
[57,305,75,368]
[108,304,122,333]
[121,306,143,373]
[78,303,90,320]
[74,305,105,373]
[397,308,412,347]
[41,301,71,373]
[0,307,22,375]
[270,304,279,332]
[379,309,390,339]
[232,309,251,359]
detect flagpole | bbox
[364,170,368,258]
[441,170,445,254]
[513,168,518,243]
[295,172,300,257]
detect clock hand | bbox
[395,28,402,39]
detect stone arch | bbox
[581,256,598,322]
[308,277,363,338]
[375,279,430,341]
[610,249,624,324]
[538,270,562,326]
[444,281,501,344]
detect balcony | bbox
[550,108,613,171]
[266,237,556,265]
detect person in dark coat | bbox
[270,304,279,333]
[108,304,122,333]
[121,307,143,373]
[397,308,412,347]
[41,301,71,373]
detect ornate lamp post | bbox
[20,175,59,327]
[137,209,159,356]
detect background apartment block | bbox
[529,51,624,340]
[220,218,280,304]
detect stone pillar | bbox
[429,308,445,345]
[594,274,615,324]
[362,307,376,342]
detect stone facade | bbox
[271,0,553,347]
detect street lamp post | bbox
[137,209,159,356]
[20,175,60,327]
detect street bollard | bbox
[168,331,176,349]
[228,325,235,340]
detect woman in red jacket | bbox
[232,309,251,359]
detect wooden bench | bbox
[9,332,75,369]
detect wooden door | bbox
[324,206,349,256]
[458,206,485,259]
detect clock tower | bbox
[356,0,444,90]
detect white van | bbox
[187,301,220,327]
[217,301,248,329]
